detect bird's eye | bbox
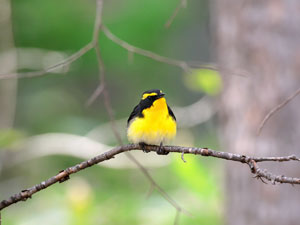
[147,95,155,100]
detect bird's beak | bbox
[158,92,165,98]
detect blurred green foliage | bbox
[184,69,222,95]
[0,129,25,148]
[0,0,223,224]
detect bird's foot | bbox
[156,142,169,155]
[139,142,150,153]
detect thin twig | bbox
[181,152,187,163]
[0,17,245,81]
[146,183,155,199]
[86,83,105,106]
[0,43,95,79]
[86,0,105,106]
[102,25,249,77]
[174,209,181,225]
[87,35,106,107]
[125,150,189,214]
[252,154,300,162]
[1,144,300,211]
[101,25,216,72]
[0,0,104,81]
[258,87,300,134]
[247,159,299,185]
[165,0,187,28]
[92,0,104,43]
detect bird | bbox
[127,89,176,155]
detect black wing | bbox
[127,104,142,126]
[168,105,176,121]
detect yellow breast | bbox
[127,98,176,145]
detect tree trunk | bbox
[214,1,300,224]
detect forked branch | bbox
[1,144,299,211]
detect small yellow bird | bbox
[127,89,176,155]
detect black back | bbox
[167,105,176,121]
[127,97,153,125]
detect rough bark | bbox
[214,0,300,225]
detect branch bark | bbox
[1,144,299,211]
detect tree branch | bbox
[0,0,104,81]
[85,0,105,106]
[257,87,300,134]
[1,144,300,211]
[92,0,104,43]
[174,209,181,225]
[101,25,249,77]
[101,25,216,72]
[0,43,95,79]
[0,6,246,81]
[165,0,187,28]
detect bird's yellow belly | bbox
[127,111,176,145]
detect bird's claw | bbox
[139,142,150,153]
[156,143,169,155]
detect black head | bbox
[139,89,165,109]
[127,89,168,124]
[141,89,165,100]
[142,89,162,95]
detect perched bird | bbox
[127,89,176,155]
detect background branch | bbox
[101,25,216,72]
[0,43,94,79]
[1,144,299,211]
[0,6,247,82]
[258,87,300,134]
[0,0,102,80]
[0,23,216,80]
[165,0,187,28]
